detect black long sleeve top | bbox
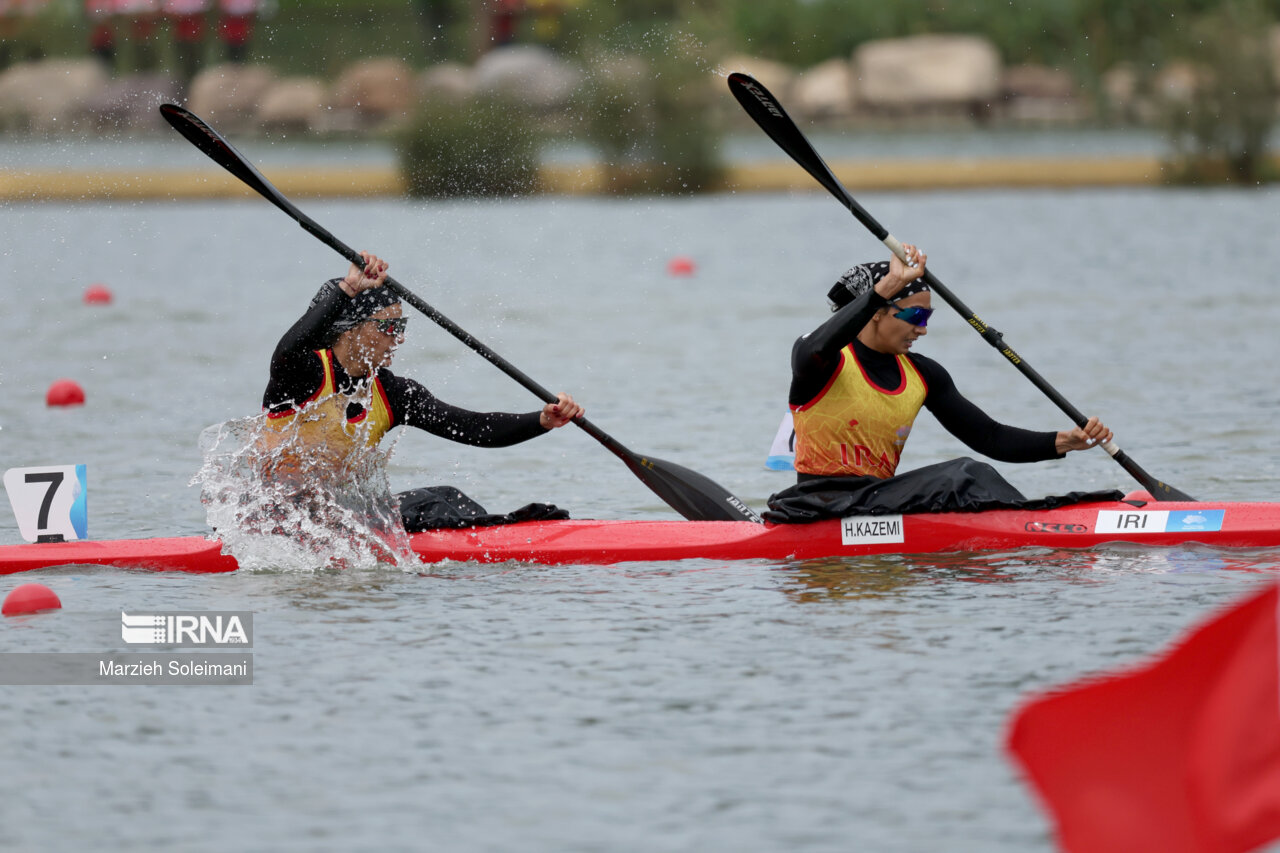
[790,286,1061,465]
[262,280,547,447]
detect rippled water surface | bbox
[2,187,1279,851]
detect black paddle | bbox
[727,72,1194,503]
[159,103,761,523]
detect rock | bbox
[792,58,857,119]
[1100,63,1141,121]
[84,73,181,133]
[1101,64,1138,106]
[0,59,109,133]
[999,64,1083,122]
[473,45,582,110]
[331,57,416,121]
[1002,64,1075,100]
[417,62,476,105]
[257,77,328,132]
[1152,61,1200,103]
[854,35,1001,113]
[188,64,277,130]
[579,51,651,110]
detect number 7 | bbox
[25,471,64,531]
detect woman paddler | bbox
[259,252,582,485]
[767,243,1114,521]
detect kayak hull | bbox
[2,500,1278,574]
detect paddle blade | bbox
[727,73,887,240]
[1114,450,1196,502]
[1150,482,1196,502]
[622,452,761,523]
[159,103,291,213]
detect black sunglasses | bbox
[369,317,408,336]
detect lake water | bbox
[2,186,1279,851]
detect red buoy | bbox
[46,379,86,407]
[83,283,113,305]
[3,583,62,616]
[666,256,696,276]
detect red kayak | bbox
[2,497,1279,574]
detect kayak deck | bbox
[2,500,1279,574]
[0,535,238,575]
[409,500,1280,564]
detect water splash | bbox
[191,410,416,572]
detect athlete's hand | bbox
[540,393,583,429]
[875,243,927,300]
[1056,416,1113,453]
[341,251,389,296]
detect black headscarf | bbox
[310,278,402,342]
[826,260,930,311]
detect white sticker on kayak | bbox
[1095,510,1169,534]
[840,514,905,545]
[1096,509,1224,534]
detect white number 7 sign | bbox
[3,465,87,543]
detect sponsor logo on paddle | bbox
[726,496,763,523]
[734,77,784,118]
[121,611,252,647]
[840,514,905,546]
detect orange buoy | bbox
[83,283,113,305]
[3,583,62,616]
[666,256,696,276]
[46,379,86,407]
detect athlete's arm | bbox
[386,374,547,447]
[262,279,349,411]
[273,279,348,361]
[915,356,1061,462]
[789,289,890,406]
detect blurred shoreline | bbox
[0,124,1236,200]
[0,154,1190,201]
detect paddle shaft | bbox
[728,72,1193,502]
[159,103,761,522]
[296,229,638,461]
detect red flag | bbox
[1007,582,1280,853]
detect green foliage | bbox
[0,1,86,65]
[12,0,1280,88]
[7,0,1280,188]
[1162,1,1279,183]
[575,29,724,195]
[713,0,1280,73]
[254,0,467,75]
[394,96,542,198]
[644,34,724,193]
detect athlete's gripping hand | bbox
[874,242,928,301]
[1056,416,1114,454]
[340,251,389,297]
[540,393,583,429]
